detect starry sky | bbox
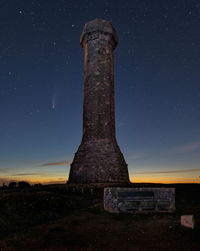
[0,0,200,185]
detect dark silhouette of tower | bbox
[68,19,129,184]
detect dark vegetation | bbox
[0,183,200,250]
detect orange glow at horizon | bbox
[1,173,200,185]
[129,176,200,184]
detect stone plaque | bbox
[104,187,175,213]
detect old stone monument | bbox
[68,19,129,184]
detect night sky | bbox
[1,0,200,185]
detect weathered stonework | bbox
[104,187,175,213]
[68,19,129,184]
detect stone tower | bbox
[68,19,129,184]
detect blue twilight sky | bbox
[0,0,200,184]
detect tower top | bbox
[80,18,118,49]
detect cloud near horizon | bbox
[10,173,40,176]
[171,142,200,154]
[128,153,146,160]
[40,161,71,167]
[134,167,200,174]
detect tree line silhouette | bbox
[1,181,43,190]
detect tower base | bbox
[68,139,129,184]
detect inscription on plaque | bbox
[118,191,154,198]
[157,201,170,211]
[141,201,155,211]
[104,187,175,213]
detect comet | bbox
[52,94,56,110]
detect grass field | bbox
[0,183,200,250]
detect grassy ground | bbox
[0,183,200,250]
